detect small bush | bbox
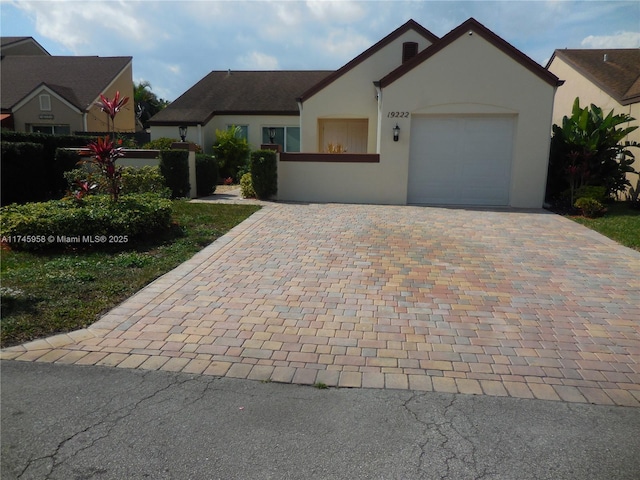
[240,173,255,198]
[0,194,173,251]
[250,150,277,199]
[195,154,218,196]
[65,166,170,197]
[160,150,190,198]
[213,126,250,181]
[574,185,607,203]
[143,137,178,150]
[574,197,606,218]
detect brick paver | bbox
[2,203,639,407]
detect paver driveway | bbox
[3,203,640,406]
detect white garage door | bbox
[408,116,515,205]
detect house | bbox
[152,18,561,208]
[546,49,640,182]
[148,70,332,153]
[1,49,135,135]
[0,36,50,56]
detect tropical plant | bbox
[96,91,129,135]
[213,126,250,181]
[134,81,170,129]
[547,98,639,204]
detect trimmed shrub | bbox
[64,166,170,197]
[195,154,218,196]
[1,142,48,205]
[240,173,255,198]
[250,150,277,199]
[573,185,607,203]
[574,197,606,218]
[142,137,178,151]
[0,193,173,251]
[160,150,190,198]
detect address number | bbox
[387,112,409,118]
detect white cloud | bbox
[12,0,153,53]
[238,51,280,69]
[316,27,371,58]
[581,31,640,48]
[305,0,366,23]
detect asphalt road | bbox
[2,360,639,480]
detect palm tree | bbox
[134,81,170,129]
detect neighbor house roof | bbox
[298,19,439,102]
[0,36,50,55]
[379,18,561,88]
[148,70,333,126]
[547,49,640,105]
[0,55,132,112]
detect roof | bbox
[379,18,561,88]
[0,36,50,55]
[548,49,640,105]
[148,70,333,126]
[0,55,132,111]
[298,19,439,102]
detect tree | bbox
[547,98,639,204]
[213,126,250,182]
[134,81,170,129]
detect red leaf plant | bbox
[85,135,124,202]
[96,91,129,133]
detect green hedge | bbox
[160,150,190,198]
[0,193,173,251]
[64,166,170,197]
[1,131,93,201]
[196,154,218,197]
[1,142,48,205]
[250,149,277,199]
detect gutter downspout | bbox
[296,98,303,151]
[373,81,383,154]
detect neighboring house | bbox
[1,51,135,135]
[0,36,50,56]
[546,49,640,183]
[153,18,560,208]
[148,70,332,153]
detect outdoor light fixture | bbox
[393,123,400,142]
[179,125,187,142]
[268,127,276,143]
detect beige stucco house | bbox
[1,44,135,135]
[547,49,640,183]
[151,18,560,207]
[282,18,561,207]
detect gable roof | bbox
[0,55,132,112]
[379,18,561,88]
[1,36,50,55]
[548,49,640,105]
[297,19,439,102]
[148,70,333,126]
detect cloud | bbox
[305,0,366,23]
[581,31,640,48]
[238,51,280,69]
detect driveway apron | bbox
[3,203,640,407]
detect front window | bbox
[319,119,368,153]
[31,124,71,135]
[261,126,300,152]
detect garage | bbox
[407,115,515,206]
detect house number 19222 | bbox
[387,111,409,118]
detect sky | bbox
[1,0,639,102]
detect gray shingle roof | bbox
[550,49,640,105]
[0,55,132,111]
[148,70,333,125]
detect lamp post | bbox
[179,125,187,142]
[268,127,276,144]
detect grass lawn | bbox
[568,202,640,251]
[0,201,260,348]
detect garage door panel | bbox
[408,116,514,206]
